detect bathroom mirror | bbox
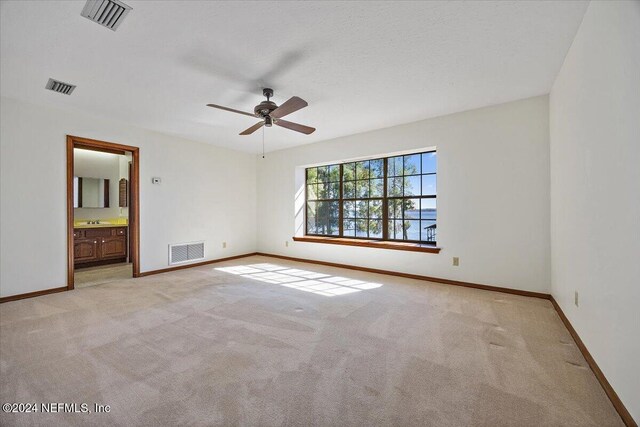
[74,177,110,208]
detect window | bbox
[306,165,340,236]
[305,150,437,245]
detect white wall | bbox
[257,96,551,293]
[0,96,257,297]
[550,1,640,421]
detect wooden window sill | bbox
[292,236,441,254]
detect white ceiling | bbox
[0,0,588,153]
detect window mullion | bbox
[339,164,344,237]
[366,179,370,238]
[382,158,388,240]
[304,168,308,236]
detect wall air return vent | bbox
[81,0,132,31]
[169,241,205,265]
[45,78,76,95]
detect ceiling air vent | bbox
[80,0,132,31]
[45,78,76,95]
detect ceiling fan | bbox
[207,88,315,135]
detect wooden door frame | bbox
[67,135,140,290]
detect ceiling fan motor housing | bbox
[254,100,277,118]
[255,87,277,121]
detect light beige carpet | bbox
[74,263,133,288]
[0,255,622,426]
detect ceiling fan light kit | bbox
[207,88,316,136]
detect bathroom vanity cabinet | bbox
[73,226,128,267]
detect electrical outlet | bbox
[574,291,579,307]
[285,241,289,247]
[222,242,227,249]
[452,257,459,266]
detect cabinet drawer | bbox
[84,228,113,238]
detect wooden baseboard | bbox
[75,257,127,269]
[0,286,67,303]
[138,252,258,277]
[550,297,637,427]
[255,252,550,299]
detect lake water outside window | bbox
[305,150,436,244]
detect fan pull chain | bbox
[262,126,265,159]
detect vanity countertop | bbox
[74,223,128,229]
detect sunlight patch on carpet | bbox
[215,263,383,296]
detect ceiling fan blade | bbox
[207,103,256,118]
[275,119,315,135]
[239,121,265,135]
[270,96,308,119]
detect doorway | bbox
[66,135,140,289]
